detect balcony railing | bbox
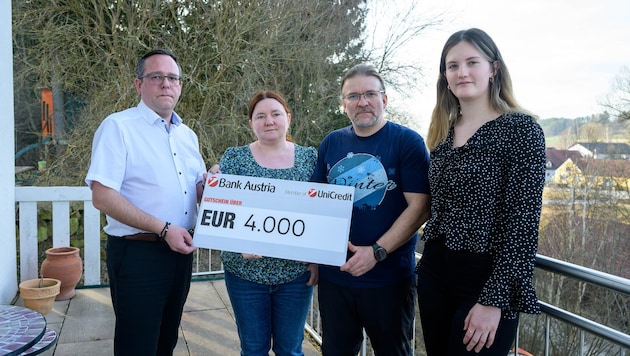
[15,186,630,355]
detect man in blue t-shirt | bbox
[312,63,430,355]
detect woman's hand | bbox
[241,253,262,259]
[462,303,501,353]
[306,264,319,286]
[209,164,221,174]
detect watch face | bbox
[375,247,387,261]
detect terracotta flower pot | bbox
[19,278,61,315]
[40,246,83,300]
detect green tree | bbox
[12,0,368,185]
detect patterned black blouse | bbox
[421,112,546,318]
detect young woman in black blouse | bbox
[416,28,546,355]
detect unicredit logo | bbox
[308,188,317,197]
[207,176,219,187]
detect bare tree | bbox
[363,0,443,94]
[600,66,630,122]
[520,162,630,355]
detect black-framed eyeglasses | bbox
[139,73,182,86]
[342,90,385,102]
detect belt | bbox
[121,233,163,242]
[119,229,195,243]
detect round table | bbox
[0,305,46,356]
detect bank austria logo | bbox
[209,176,277,192]
[207,176,219,187]
[308,188,317,197]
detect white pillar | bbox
[0,1,17,304]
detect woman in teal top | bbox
[218,90,318,356]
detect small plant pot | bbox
[19,278,61,315]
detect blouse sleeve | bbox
[479,117,546,317]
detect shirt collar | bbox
[137,100,182,127]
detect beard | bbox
[351,110,380,128]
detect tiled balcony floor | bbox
[14,279,321,355]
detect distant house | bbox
[568,142,630,159]
[552,157,630,190]
[544,148,582,182]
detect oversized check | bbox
[194,174,355,266]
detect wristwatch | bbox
[372,243,388,262]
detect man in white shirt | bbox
[85,49,206,356]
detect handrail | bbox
[538,301,630,348]
[535,254,630,295]
[530,254,630,353]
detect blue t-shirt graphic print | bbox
[328,153,394,210]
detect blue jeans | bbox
[224,270,313,356]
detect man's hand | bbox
[340,242,376,277]
[164,225,197,255]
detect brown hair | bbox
[247,90,294,141]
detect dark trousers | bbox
[106,236,193,356]
[416,239,518,356]
[318,277,416,356]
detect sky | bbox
[369,0,630,134]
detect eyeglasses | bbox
[342,90,385,103]
[139,73,182,86]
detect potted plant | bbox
[18,278,61,315]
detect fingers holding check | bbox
[209,164,221,174]
[463,303,501,353]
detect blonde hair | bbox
[426,28,536,150]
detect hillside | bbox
[539,116,630,149]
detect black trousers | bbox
[106,236,193,356]
[318,277,416,356]
[416,239,518,356]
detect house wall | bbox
[551,160,583,186]
[545,168,556,182]
[568,144,593,158]
[551,159,630,190]
[0,1,18,304]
